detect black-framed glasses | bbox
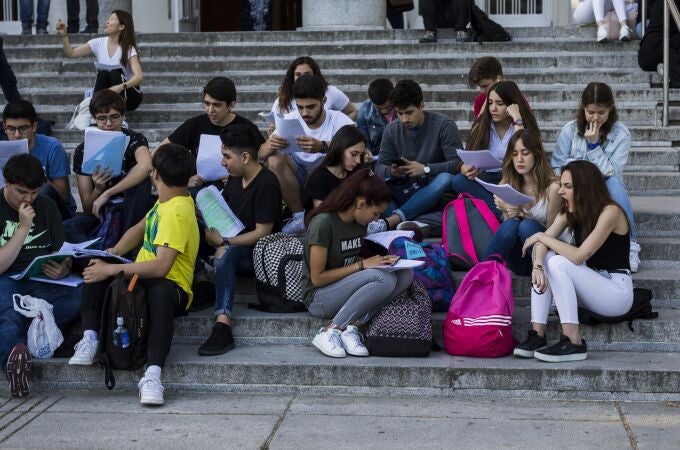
[4,125,31,134]
[95,114,122,123]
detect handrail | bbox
[662,0,680,126]
[642,0,647,36]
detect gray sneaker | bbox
[419,30,437,43]
[456,30,472,42]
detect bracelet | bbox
[533,265,544,271]
[512,119,524,127]
[123,83,128,90]
[587,141,600,150]
[358,260,364,271]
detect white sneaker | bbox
[341,325,369,356]
[629,240,641,273]
[282,212,305,236]
[138,376,164,406]
[312,328,346,358]
[68,337,99,365]
[366,219,388,235]
[597,23,608,42]
[619,24,633,41]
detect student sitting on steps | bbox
[68,143,199,406]
[303,168,414,358]
[482,129,561,276]
[514,160,633,363]
[552,82,640,272]
[468,56,503,119]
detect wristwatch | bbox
[123,83,128,91]
[221,237,230,248]
[320,141,329,153]
[512,119,524,126]
[423,164,431,174]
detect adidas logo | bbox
[452,319,461,325]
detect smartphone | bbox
[392,159,407,166]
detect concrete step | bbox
[624,172,680,195]
[173,305,680,352]
[631,196,680,237]
[33,345,680,401]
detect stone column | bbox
[48,0,132,34]
[301,0,386,30]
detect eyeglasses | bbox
[95,114,122,123]
[4,125,31,134]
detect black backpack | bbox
[99,272,148,390]
[578,288,658,331]
[251,233,307,313]
[469,3,512,42]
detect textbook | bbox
[195,185,245,238]
[364,230,415,249]
[474,178,534,207]
[196,134,229,181]
[457,149,503,171]
[9,238,102,281]
[82,128,130,176]
[0,139,29,188]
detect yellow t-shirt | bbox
[135,195,199,308]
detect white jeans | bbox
[531,251,634,324]
[573,0,627,23]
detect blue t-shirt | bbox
[30,133,76,214]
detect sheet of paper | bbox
[375,259,425,272]
[196,134,229,181]
[29,273,84,287]
[0,139,29,188]
[474,178,535,207]
[59,238,101,254]
[457,149,503,171]
[195,185,245,238]
[273,117,306,154]
[82,128,130,176]
[364,230,415,249]
[72,249,132,264]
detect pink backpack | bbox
[443,259,515,357]
[442,193,500,270]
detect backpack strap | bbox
[100,353,116,390]
[453,195,480,264]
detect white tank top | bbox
[522,197,548,226]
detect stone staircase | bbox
[3,27,680,400]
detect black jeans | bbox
[81,277,188,368]
[421,0,471,32]
[0,38,20,103]
[67,0,99,32]
[94,69,143,111]
[638,0,680,87]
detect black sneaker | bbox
[534,334,587,363]
[7,344,32,398]
[513,330,547,358]
[419,30,437,43]
[188,280,215,312]
[198,323,235,356]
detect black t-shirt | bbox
[168,113,265,158]
[223,166,282,234]
[304,167,345,211]
[0,191,64,274]
[72,127,149,189]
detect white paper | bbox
[474,178,534,207]
[273,117,306,154]
[0,139,29,188]
[196,134,229,181]
[82,128,130,176]
[59,238,101,254]
[195,185,245,238]
[457,149,503,171]
[364,230,415,249]
[29,273,84,287]
[71,249,132,264]
[375,259,425,272]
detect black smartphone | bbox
[392,159,407,166]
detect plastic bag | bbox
[13,294,64,359]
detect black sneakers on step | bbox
[534,334,587,363]
[513,330,547,358]
[198,322,235,356]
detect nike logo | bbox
[24,230,47,245]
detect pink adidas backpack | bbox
[443,259,515,357]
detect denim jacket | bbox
[356,99,390,151]
[552,120,631,178]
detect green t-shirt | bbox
[301,212,367,307]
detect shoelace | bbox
[345,331,364,349]
[329,331,344,349]
[140,377,164,394]
[74,339,95,354]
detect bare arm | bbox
[110,217,146,256]
[49,177,70,201]
[0,204,34,275]
[342,102,357,121]
[84,245,179,282]
[205,222,274,249]
[545,181,562,227]
[308,245,397,288]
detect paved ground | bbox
[1,391,679,449]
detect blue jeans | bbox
[20,0,50,26]
[452,171,503,220]
[213,245,254,317]
[606,176,637,241]
[483,218,545,276]
[384,172,455,221]
[0,275,82,372]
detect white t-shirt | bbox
[271,85,351,117]
[88,37,138,79]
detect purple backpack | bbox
[442,193,500,270]
[388,237,455,312]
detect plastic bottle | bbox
[113,315,130,348]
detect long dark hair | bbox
[113,10,137,68]
[315,125,366,173]
[575,82,618,141]
[277,56,328,114]
[560,160,616,238]
[305,168,391,226]
[501,129,555,202]
[466,80,538,150]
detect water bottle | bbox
[113,315,130,349]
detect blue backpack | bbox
[388,237,455,312]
